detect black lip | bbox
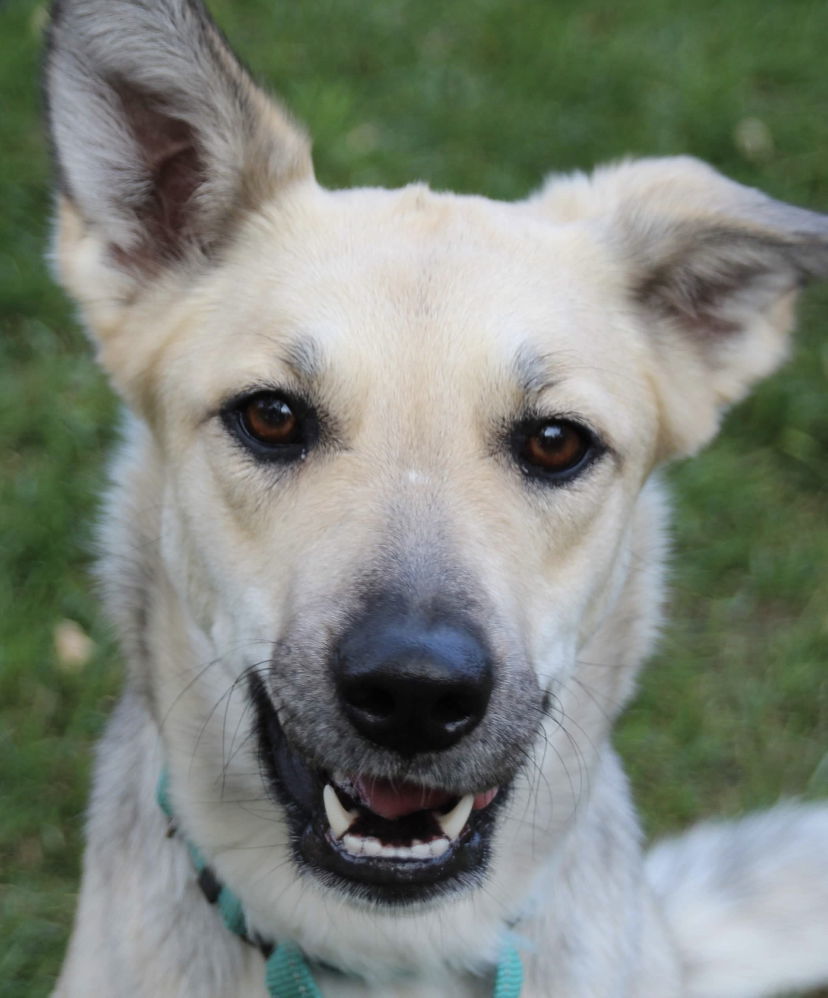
[250,674,505,904]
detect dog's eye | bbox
[242,396,299,445]
[223,390,315,461]
[514,419,598,482]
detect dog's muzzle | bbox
[251,606,510,903]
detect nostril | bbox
[432,693,474,727]
[334,604,494,754]
[344,682,395,721]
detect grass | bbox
[1,0,826,994]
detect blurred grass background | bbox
[1,0,826,994]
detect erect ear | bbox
[45,0,312,303]
[532,157,828,457]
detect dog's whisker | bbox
[186,659,273,781]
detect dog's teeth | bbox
[362,837,383,857]
[428,837,450,858]
[343,834,365,856]
[323,784,357,839]
[339,832,451,861]
[436,793,474,841]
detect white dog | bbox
[46,0,828,995]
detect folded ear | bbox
[45,0,311,299]
[532,157,828,456]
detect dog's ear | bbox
[533,157,828,457]
[45,0,311,300]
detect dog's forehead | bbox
[168,183,654,442]
[235,183,626,351]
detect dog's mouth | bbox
[251,678,506,903]
[322,776,499,860]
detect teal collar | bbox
[157,769,523,997]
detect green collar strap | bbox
[157,769,524,998]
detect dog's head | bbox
[46,0,828,974]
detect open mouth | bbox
[251,676,505,903]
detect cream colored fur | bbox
[46,2,828,995]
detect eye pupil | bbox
[241,395,300,446]
[536,424,566,450]
[521,420,591,476]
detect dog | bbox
[46,1,828,995]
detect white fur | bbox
[45,2,828,996]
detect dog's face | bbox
[46,0,828,971]
[120,188,667,901]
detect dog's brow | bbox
[513,345,557,398]
[281,336,325,387]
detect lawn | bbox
[2,0,826,994]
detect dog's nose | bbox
[335,608,493,755]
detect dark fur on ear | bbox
[45,0,311,273]
[625,206,828,339]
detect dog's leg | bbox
[647,804,828,998]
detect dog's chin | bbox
[251,680,507,906]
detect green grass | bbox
[2,0,827,994]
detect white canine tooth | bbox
[380,844,398,858]
[411,842,431,859]
[429,837,450,858]
[323,784,357,839]
[343,834,365,856]
[436,794,474,841]
[362,837,382,857]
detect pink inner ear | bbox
[112,81,206,261]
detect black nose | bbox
[335,606,493,755]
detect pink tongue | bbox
[352,777,498,820]
[354,777,452,820]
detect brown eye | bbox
[223,389,317,462]
[241,395,299,446]
[515,419,597,481]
